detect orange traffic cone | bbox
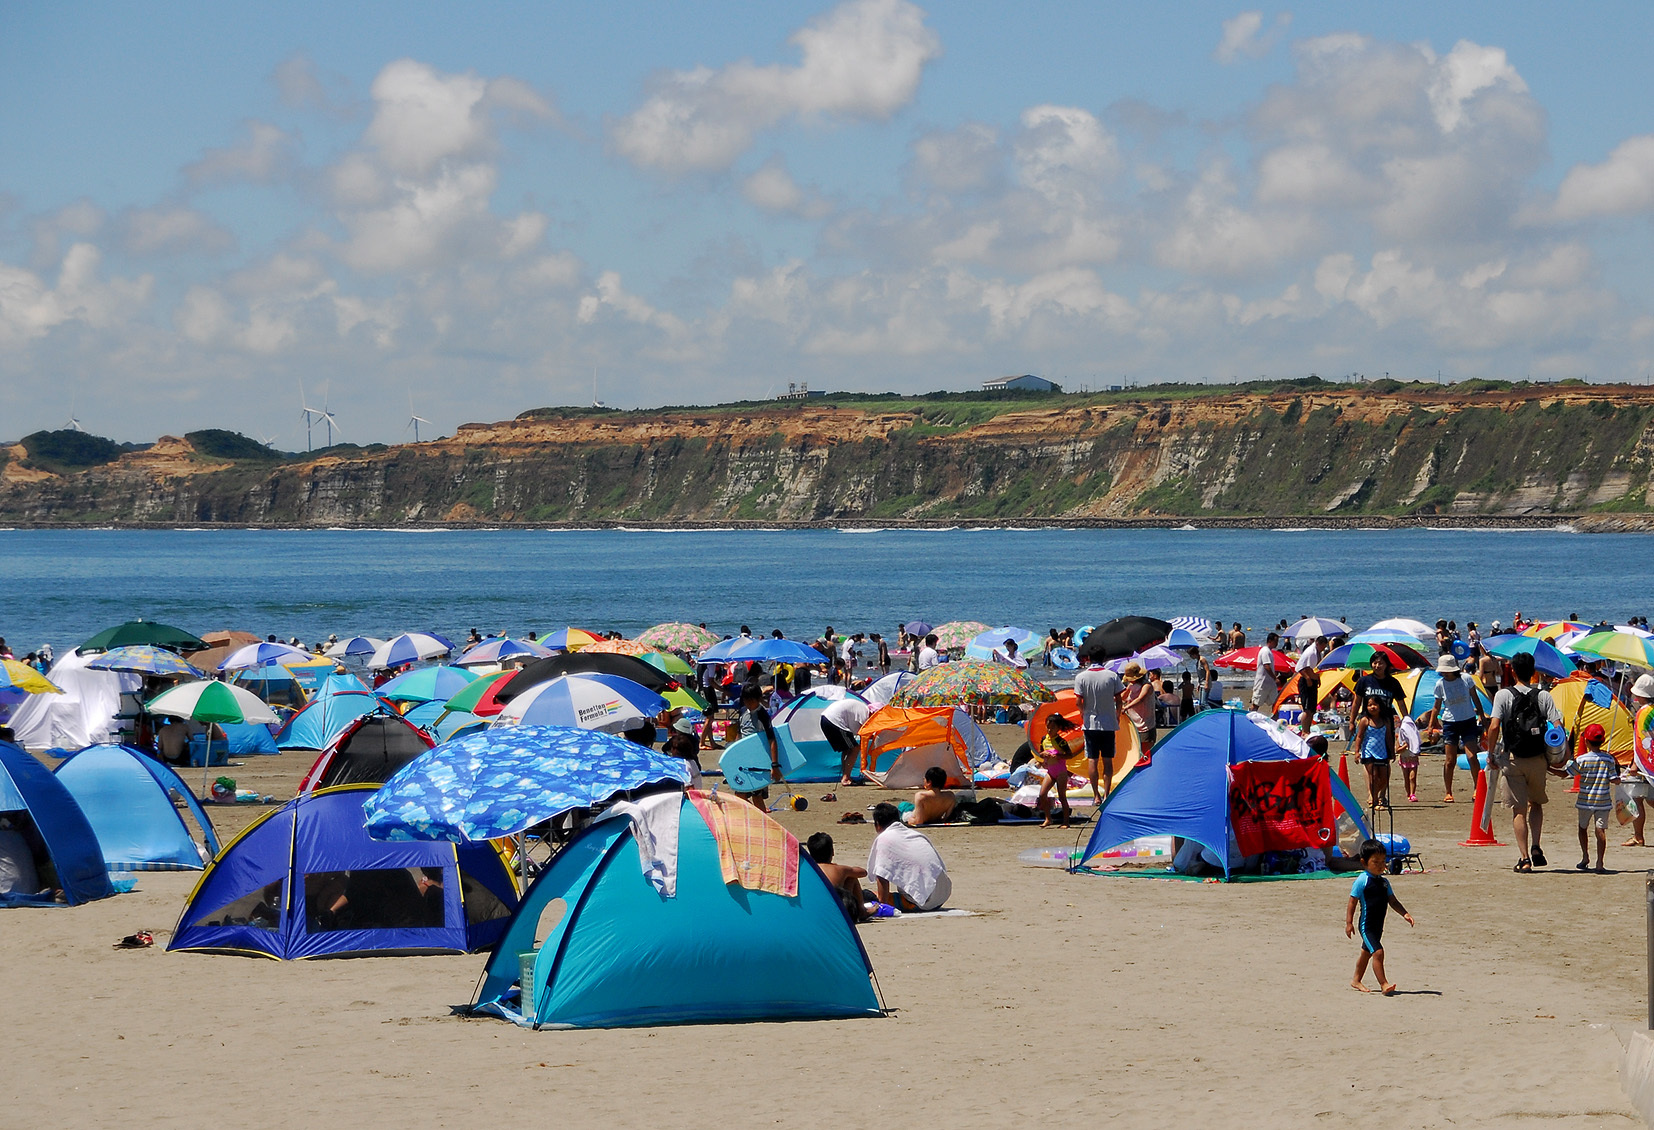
[1337,753,1350,790]
[1458,769,1506,847]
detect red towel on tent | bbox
[1228,759,1336,857]
[687,789,799,897]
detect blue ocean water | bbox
[0,526,1648,655]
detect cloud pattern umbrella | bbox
[362,725,691,842]
[85,645,204,679]
[891,660,1054,707]
[964,626,1038,661]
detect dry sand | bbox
[2,735,1644,1129]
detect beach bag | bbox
[1503,688,1547,762]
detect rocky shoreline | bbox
[1,514,1625,531]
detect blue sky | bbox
[3,1,1653,445]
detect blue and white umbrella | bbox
[324,635,385,659]
[719,638,829,665]
[965,626,1038,662]
[456,637,554,666]
[495,673,668,730]
[362,725,691,842]
[217,640,311,671]
[368,632,452,669]
[1169,616,1215,636]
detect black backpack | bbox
[1504,688,1547,760]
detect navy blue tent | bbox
[1081,709,1370,878]
[168,784,518,959]
[54,744,219,871]
[0,740,114,905]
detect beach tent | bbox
[719,692,863,784]
[275,688,382,752]
[1080,709,1370,879]
[53,744,219,871]
[298,712,435,793]
[858,706,992,788]
[8,648,137,752]
[471,791,881,1028]
[167,784,519,959]
[0,740,114,905]
[1548,674,1636,763]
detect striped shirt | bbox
[1567,750,1618,810]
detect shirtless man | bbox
[805,832,874,921]
[906,766,958,825]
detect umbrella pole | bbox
[518,831,528,887]
[204,721,214,796]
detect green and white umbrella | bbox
[147,680,279,792]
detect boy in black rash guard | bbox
[1345,838,1415,995]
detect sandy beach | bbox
[2,728,1642,1129]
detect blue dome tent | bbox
[0,740,114,905]
[168,784,519,959]
[275,688,382,752]
[1080,709,1370,879]
[472,792,882,1028]
[53,744,220,871]
[719,691,859,784]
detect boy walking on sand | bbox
[1567,723,1618,873]
[1346,838,1415,995]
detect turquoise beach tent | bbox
[53,744,220,871]
[0,740,114,905]
[275,689,382,751]
[472,793,882,1029]
[1080,709,1369,879]
[718,692,859,784]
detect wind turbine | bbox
[64,395,84,433]
[298,379,322,452]
[255,429,279,450]
[406,392,432,443]
[318,382,341,447]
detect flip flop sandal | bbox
[114,931,154,948]
[1576,860,1591,871]
[1513,858,1532,873]
[1530,846,1548,867]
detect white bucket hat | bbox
[1435,655,1460,674]
[1634,673,1654,700]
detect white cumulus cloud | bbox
[1553,134,1654,220]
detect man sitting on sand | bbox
[906,766,958,826]
[867,802,951,912]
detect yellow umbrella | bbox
[0,659,61,696]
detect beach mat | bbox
[1072,867,1344,882]
[870,908,978,920]
[915,813,1091,828]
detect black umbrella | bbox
[1076,616,1173,663]
[494,652,673,702]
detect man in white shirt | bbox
[866,803,951,911]
[1073,660,1125,802]
[916,634,940,670]
[819,695,871,786]
[1295,635,1323,675]
[1251,632,1280,714]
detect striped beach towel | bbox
[687,789,799,898]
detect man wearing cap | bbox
[1622,674,1654,847]
[1485,651,1565,871]
[1431,654,1487,803]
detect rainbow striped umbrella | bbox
[1569,630,1654,669]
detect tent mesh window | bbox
[195,881,283,930]
[460,869,512,925]
[303,868,444,931]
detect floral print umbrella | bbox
[931,621,992,651]
[891,660,1054,708]
[362,725,691,842]
[635,622,721,652]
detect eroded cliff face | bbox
[5,388,1654,525]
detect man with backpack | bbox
[1484,651,1565,872]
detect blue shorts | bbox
[1442,719,1481,747]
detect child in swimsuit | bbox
[1353,696,1395,813]
[1345,838,1415,995]
[1037,715,1077,828]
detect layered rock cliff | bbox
[6,384,1654,526]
